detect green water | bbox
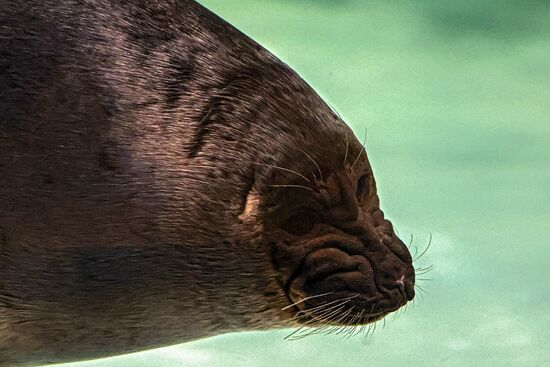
[56,1,550,366]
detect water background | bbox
[55,1,550,366]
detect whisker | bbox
[349,310,365,338]
[306,303,347,324]
[331,308,355,335]
[349,309,361,326]
[351,146,365,170]
[416,271,433,277]
[285,295,398,341]
[342,310,360,337]
[292,305,338,324]
[317,304,350,324]
[410,233,420,259]
[414,284,428,301]
[323,307,354,335]
[343,129,349,166]
[365,324,372,338]
[268,184,314,192]
[303,312,346,338]
[286,306,341,340]
[282,292,333,311]
[257,163,311,184]
[336,308,356,336]
[371,320,378,336]
[286,296,356,340]
[293,294,358,318]
[346,326,357,339]
[351,126,368,169]
[296,308,343,339]
[284,325,308,340]
[345,310,363,338]
[287,305,344,340]
[358,305,376,338]
[300,148,323,182]
[415,264,435,275]
[328,103,343,121]
[416,264,434,271]
[364,318,376,337]
[415,283,429,293]
[417,267,435,273]
[392,306,403,321]
[302,323,331,339]
[414,232,432,262]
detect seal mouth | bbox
[281,234,414,327]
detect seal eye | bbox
[282,211,319,236]
[356,174,369,203]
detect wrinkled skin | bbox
[0,0,414,365]
[263,151,415,325]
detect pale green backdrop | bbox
[54,1,550,366]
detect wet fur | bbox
[0,0,413,366]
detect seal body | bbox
[0,1,415,366]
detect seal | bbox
[0,0,415,365]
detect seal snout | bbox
[282,231,414,324]
[301,246,377,297]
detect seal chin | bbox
[283,234,415,326]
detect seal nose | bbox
[396,275,405,289]
[396,275,415,301]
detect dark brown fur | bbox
[0,1,414,365]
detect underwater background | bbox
[54,0,550,366]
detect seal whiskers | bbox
[257,163,312,184]
[415,264,435,275]
[412,233,434,303]
[268,184,314,192]
[285,295,358,340]
[351,126,368,169]
[285,304,346,340]
[285,292,394,341]
[293,304,345,340]
[292,295,357,320]
[281,292,333,311]
[343,129,349,167]
[300,148,323,181]
[414,233,433,262]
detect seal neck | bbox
[2,242,277,360]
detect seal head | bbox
[248,119,415,328]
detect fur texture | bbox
[0,1,414,365]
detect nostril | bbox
[394,275,409,302]
[397,275,416,301]
[396,275,405,289]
